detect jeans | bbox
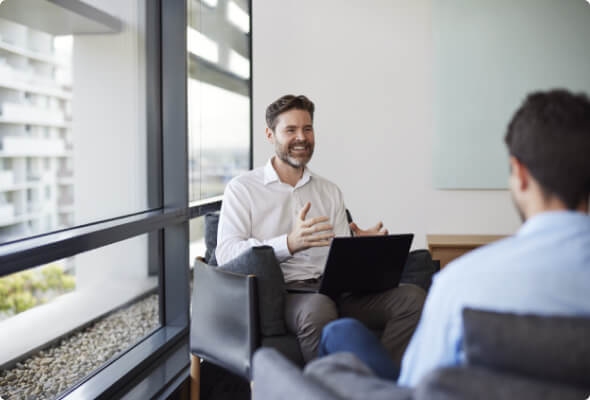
[319,318,401,381]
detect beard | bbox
[275,140,314,169]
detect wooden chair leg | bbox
[190,354,200,400]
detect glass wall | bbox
[0,0,251,396]
[0,1,165,398]
[187,0,251,202]
[0,3,149,245]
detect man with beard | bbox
[216,94,426,363]
[317,89,590,386]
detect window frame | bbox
[0,0,253,397]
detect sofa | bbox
[253,308,590,400]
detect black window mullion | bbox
[147,0,164,278]
[161,0,189,329]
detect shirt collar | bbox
[264,156,313,187]
[517,210,590,237]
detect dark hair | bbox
[505,89,590,209]
[265,95,315,131]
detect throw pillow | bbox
[400,250,439,291]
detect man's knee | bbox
[320,318,363,356]
[398,284,427,306]
[322,318,364,342]
[297,294,338,334]
[386,284,426,316]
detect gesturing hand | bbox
[287,202,334,254]
[350,221,389,237]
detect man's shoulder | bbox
[227,166,265,188]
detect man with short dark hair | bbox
[318,89,590,386]
[216,94,425,363]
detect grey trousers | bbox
[285,282,426,364]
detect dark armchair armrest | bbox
[191,261,259,378]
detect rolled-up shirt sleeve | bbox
[216,180,291,265]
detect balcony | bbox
[0,102,67,128]
[0,136,65,156]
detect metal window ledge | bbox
[0,207,187,277]
[63,325,189,400]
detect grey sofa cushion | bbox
[462,308,590,388]
[218,246,286,336]
[304,353,413,400]
[415,366,589,400]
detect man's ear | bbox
[509,156,529,191]
[265,127,274,143]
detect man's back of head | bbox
[505,90,590,218]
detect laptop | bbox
[288,234,414,300]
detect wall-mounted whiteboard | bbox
[433,0,590,189]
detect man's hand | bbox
[350,221,389,237]
[287,202,334,254]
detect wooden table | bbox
[427,234,508,269]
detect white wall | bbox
[252,0,521,249]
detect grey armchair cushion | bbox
[218,246,287,336]
[462,308,590,388]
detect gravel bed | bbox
[0,294,159,400]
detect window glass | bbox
[0,2,161,397]
[187,0,251,202]
[0,233,159,399]
[190,215,206,265]
[0,0,150,245]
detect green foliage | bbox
[61,274,75,290]
[12,291,36,313]
[0,263,76,317]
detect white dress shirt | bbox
[216,157,351,282]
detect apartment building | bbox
[0,18,74,243]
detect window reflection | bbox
[187,0,251,202]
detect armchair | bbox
[189,211,439,399]
[189,213,304,400]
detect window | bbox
[0,0,240,397]
[187,0,251,263]
[0,7,149,245]
[187,0,251,203]
[0,0,252,396]
[0,235,159,399]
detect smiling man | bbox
[216,94,425,362]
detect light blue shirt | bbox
[398,211,590,386]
